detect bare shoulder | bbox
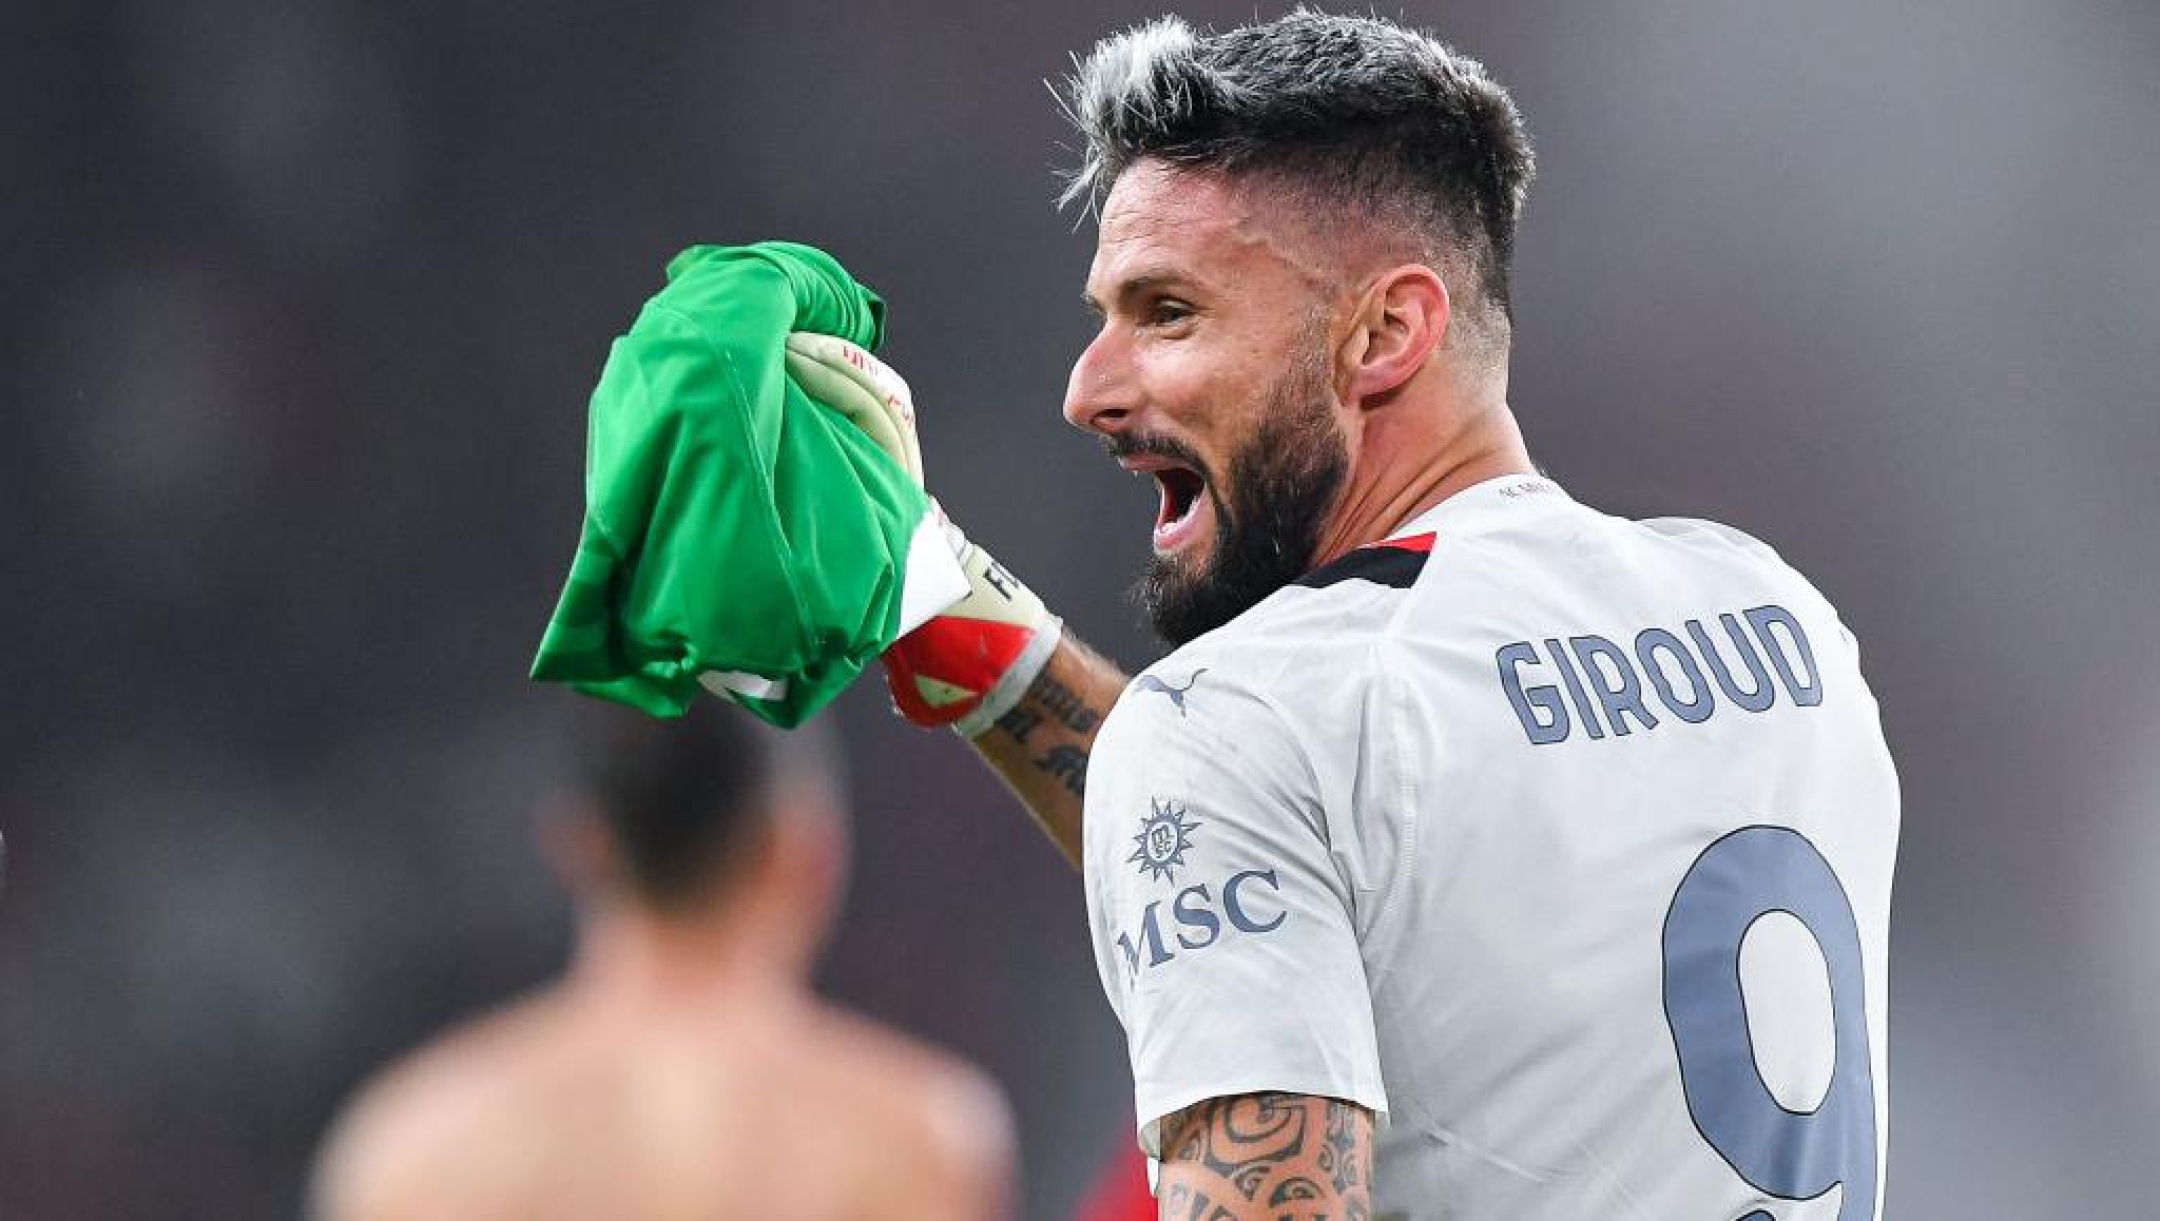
[797,1006,1016,1215]
[806,1006,1015,1147]
[310,996,559,1221]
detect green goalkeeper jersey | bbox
[531,242,962,727]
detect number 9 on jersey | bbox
[1662,826,1878,1221]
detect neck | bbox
[563,900,806,1015]
[1310,390,1534,566]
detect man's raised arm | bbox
[968,635,1128,866]
[784,334,1119,866]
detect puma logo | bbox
[1133,668,1207,715]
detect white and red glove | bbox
[784,333,1061,737]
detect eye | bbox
[1144,298,1196,327]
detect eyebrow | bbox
[1081,269,1205,316]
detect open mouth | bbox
[1154,466,1205,533]
[1115,446,1213,554]
[1141,461,1212,555]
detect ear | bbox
[1341,265,1450,405]
[538,798,617,898]
[767,783,848,903]
[762,782,851,949]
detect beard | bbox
[1132,351,1350,648]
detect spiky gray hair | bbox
[1059,9,1536,321]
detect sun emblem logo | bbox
[1129,798,1202,885]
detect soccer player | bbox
[854,11,1899,1219]
[310,703,1013,1221]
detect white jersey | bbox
[1084,475,1898,1221]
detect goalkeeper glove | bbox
[784,333,1061,737]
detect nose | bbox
[1062,326,1135,437]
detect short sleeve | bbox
[1083,667,1388,1156]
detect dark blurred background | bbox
[3,0,2155,1216]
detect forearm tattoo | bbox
[994,673,1105,799]
[1159,1093,1372,1221]
[1036,744,1088,796]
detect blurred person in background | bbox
[309,701,1014,1221]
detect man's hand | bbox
[1155,1093,1375,1221]
[785,333,1063,737]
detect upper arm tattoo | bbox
[1157,1093,1372,1221]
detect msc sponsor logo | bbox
[1113,868,1286,980]
[1129,798,1201,884]
[1496,603,1823,746]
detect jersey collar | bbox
[1386,473,1573,543]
